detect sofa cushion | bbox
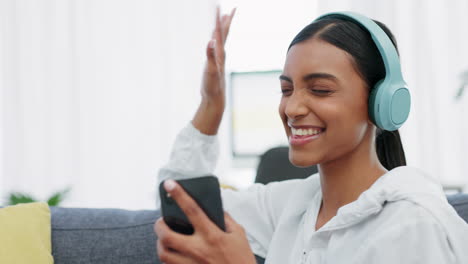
[447,193,468,223]
[0,202,53,264]
[51,207,160,264]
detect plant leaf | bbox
[47,188,71,206]
[8,193,37,205]
[455,83,466,100]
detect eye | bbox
[280,87,293,96]
[312,89,331,94]
[309,87,333,96]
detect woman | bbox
[154,8,468,264]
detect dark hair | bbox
[288,16,406,170]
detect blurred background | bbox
[1,0,468,209]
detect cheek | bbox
[278,98,288,124]
[325,97,369,147]
[332,102,367,128]
[278,100,283,118]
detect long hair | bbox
[288,16,406,170]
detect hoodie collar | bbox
[316,166,445,233]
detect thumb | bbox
[205,39,218,73]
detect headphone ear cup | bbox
[388,86,411,127]
[369,81,411,131]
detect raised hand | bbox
[192,7,236,135]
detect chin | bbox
[288,151,319,168]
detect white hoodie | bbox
[158,123,468,264]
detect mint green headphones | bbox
[316,12,411,131]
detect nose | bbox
[284,90,309,121]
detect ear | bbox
[365,122,378,140]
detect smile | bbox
[289,127,325,146]
[291,127,322,136]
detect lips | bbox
[289,126,325,146]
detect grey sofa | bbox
[51,194,468,264]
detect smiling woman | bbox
[156,9,468,264]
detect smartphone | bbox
[159,176,225,235]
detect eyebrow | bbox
[279,72,339,83]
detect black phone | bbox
[159,176,225,235]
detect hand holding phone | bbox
[159,176,225,235]
[156,175,257,264]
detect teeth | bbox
[291,128,322,136]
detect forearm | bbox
[192,97,224,135]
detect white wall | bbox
[0,0,217,209]
[0,5,3,199]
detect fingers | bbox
[205,39,219,74]
[212,6,222,46]
[157,240,198,264]
[206,7,235,74]
[224,212,235,232]
[211,7,236,47]
[163,180,219,235]
[224,211,243,233]
[221,8,236,43]
[154,218,191,252]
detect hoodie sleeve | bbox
[352,219,456,264]
[158,122,220,184]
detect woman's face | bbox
[279,37,372,167]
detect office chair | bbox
[255,146,318,184]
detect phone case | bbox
[159,176,225,235]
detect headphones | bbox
[315,12,411,131]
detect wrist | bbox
[192,99,225,135]
[201,95,225,110]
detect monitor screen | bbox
[229,71,288,157]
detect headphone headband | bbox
[316,12,404,81]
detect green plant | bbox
[455,70,468,100]
[6,188,71,206]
